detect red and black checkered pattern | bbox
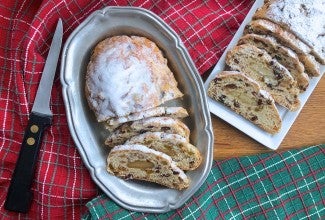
[0,0,254,219]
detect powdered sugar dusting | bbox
[88,50,156,120]
[256,0,325,61]
[86,36,183,122]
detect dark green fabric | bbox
[83,145,325,219]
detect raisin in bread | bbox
[226,44,300,111]
[207,71,282,134]
[105,116,190,147]
[85,35,183,122]
[105,106,189,131]
[107,144,190,190]
[238,34,309,91]
[125,132,202,170]
[244,19,320,77]
[253,0,325,64]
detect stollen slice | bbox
[105,116,190,147]
[126,132,202,170]
[208,71,282,134]
[225,44,300,111]
[238,33,309,92]
[104,106,188,131]
[244,19,320,77]
[107,144,190,190]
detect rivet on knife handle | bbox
[4,113,52,213]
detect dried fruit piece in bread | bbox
[226,44,300,111]
[207,71,282,134]
[107,144,190,190]
[244,19,320,77]
[238,33,309,92]
[126,132,202,170]
[105,116,190,147]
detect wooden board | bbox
[209,74,325,160]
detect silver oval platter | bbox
[60,6,213,213]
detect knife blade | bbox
[5,19,63,213]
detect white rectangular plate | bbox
[204,0,324,150]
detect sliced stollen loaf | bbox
[125,132,202,170]
[85,35,183,122]
[244,19,320,77]
[107,144,190,190]
[253,0,325,64]
[105,106,189,131]
[238,33,309,92]
[225,44,300,111]
[207,71,282,134]
[105,116,190,147]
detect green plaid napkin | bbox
[83,145,325,219]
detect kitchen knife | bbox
[5,19,63,213]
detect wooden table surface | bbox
[205,73,325,160]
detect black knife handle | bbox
[5,112,52,213]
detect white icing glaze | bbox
[111,144,187,180]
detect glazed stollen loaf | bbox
[105,106,188,131]
[207,71,282,134]
[85,35,183,122]
[105,116,190,147]
[125,132,202,170]
[238,33,309,92]
[107,144,190,190]
[226,44,300,111]
[244,19,320,77]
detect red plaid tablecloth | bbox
[0,0,254,219]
